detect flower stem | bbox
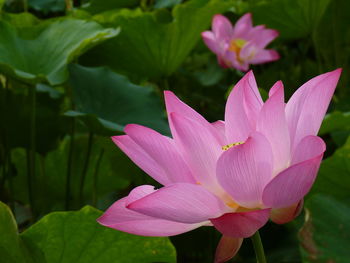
[92,148,104,207]
[23,0,28,12]
[28,85,37,219]
[65,118,75,210]
[250,231,267,263]
[79,132,94,205]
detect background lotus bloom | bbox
[202,13,280,71]
[98,69,341,262]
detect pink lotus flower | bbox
[202,13,280,71]
[98,69,341,262]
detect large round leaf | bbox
[0,202,176,263]
[0,18,119,85]
[0,0,5,10]
[83,0,233,79]
[0,202,34,263]
[311,0,350,108]
[67,64,169,135]
[249,0,331,39]
[319,112,350,135]
[28,0,65,14]
[299,195,350,263]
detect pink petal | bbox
[250,49,280,64]
[291,135,326,165]
[245,25,265,41]
[217,55,230,68]
[212,14,234,41]
[253,29,279,48]
[217,132,273,208]
[223,49,246,71]
[202,31,221,54]
[270,199,304,224]
[169,112,226,195]
[233,62,250,72]
[164,90,210,132]
[128,183,228,224]
[125,185,156,205]
[268,79,281,97]
[225,71,263,142]
[98,197,205,237]
[235,70,263,125]
[215,236,243,263]
[124,124,195,184]
[239,41,257,62]
[212,120,227,144]
[285,69,342,150]
[211,209,271,238]
[262,155,323,209]
[257,81,290,173]
[112,135,170,185]
[232,13,253,39]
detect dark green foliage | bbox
[0,0,349,262]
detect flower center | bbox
[222,141,244,151]
[228,39,246,53]
[226,201,239,209]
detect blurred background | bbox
[0,0,349,262]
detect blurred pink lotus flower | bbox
[202,13,280,71]
[98,69,341,262]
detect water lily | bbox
[202,13,280,71]
[98,69,341,262]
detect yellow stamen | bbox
[229,38,246,51]
[228,39,247,64]
[222,141,244,151]
[226,201,239,209]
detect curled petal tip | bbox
[201,31,209,38]
[163,90,173,96]
[324,68,342,78]
[123,123,137,132]
[213,13,227,21]
[239,12,252,22]
[247,69,254,75]
[271,29,279,37]
[333,68,343,75]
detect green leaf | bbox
[154,0,183,9]
[85,0,233,79]
[0,0,6,10]
[0,202,176,263]
[310,136,350,202]
[319,111,350,146]
[299,195,350,263]
[312,0,350,109]
[24,206,176,263]
[0,202,34,263]
[68,64,169,135]
[1,12,41,28]
[28,0,65,14]
[249,0,331,39]
[0,19,119,85]
[82,0,139,15]
[319,111,350,135]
